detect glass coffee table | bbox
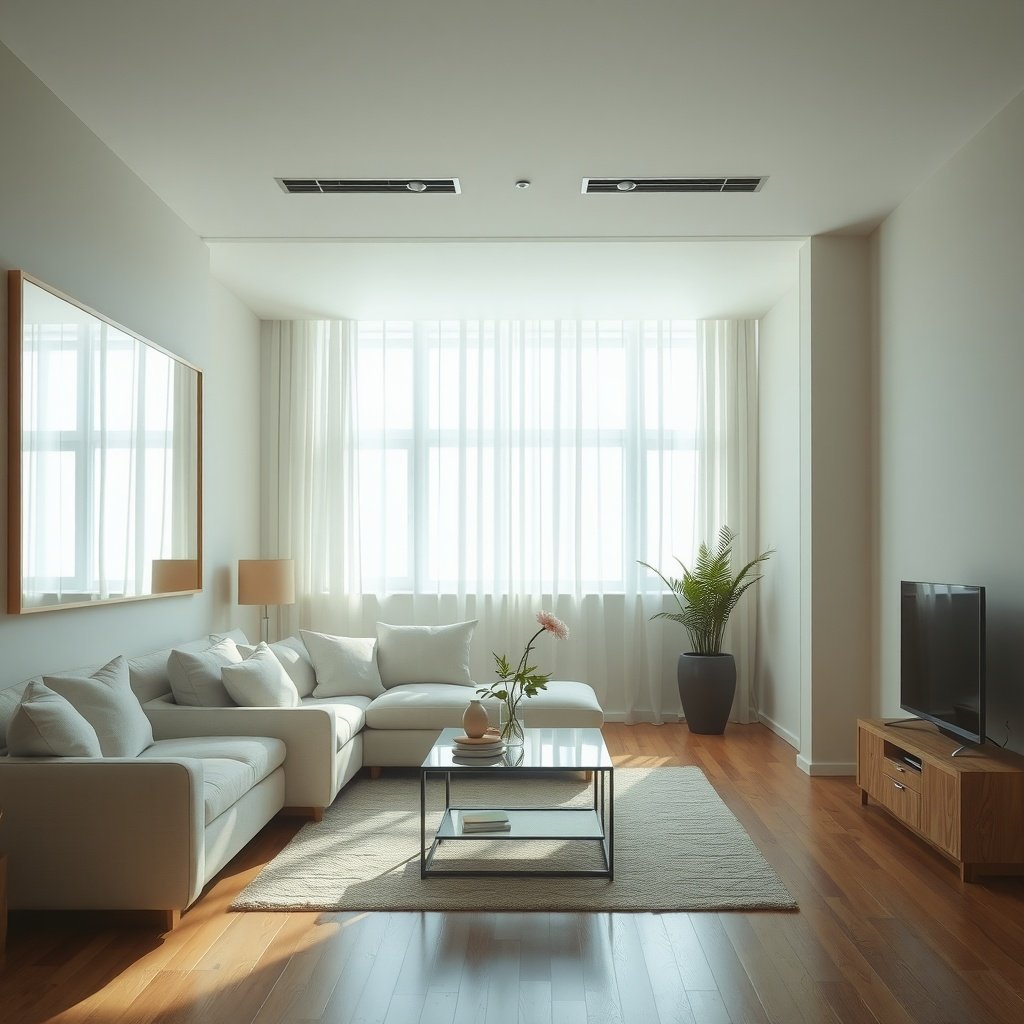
[419,727,614,879]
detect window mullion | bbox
[411,322,429,593]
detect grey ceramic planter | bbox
[677,653,736,734]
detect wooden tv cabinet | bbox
[857,718,1024,882]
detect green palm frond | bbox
[639,526,773,654]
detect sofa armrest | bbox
[144,698,339,810]
[0,757,204,912]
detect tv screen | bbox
[900,581,986,744]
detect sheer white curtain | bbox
[696,319,759,722]
[261,317,758,723]
[264,315,761,724]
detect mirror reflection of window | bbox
[13,274,201,611]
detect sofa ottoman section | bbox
[362,679,604,768]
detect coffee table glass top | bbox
[422,727,613,772]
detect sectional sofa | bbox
[0,624,603,927]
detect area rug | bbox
[232,766,796,912]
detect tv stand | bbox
[858,719,1024,882]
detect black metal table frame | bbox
[419,765,614,879]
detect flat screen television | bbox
[900,580,986,744]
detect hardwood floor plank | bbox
[547,913,585,1004]
[608,914,662,1024]
[719,914,835,1024]
[690,915,771,1024]
[580,913,624,1024]
[417,990,458,1024]
[633,914,697,1024]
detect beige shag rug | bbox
[232,766,796,913]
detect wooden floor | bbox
[3,723,1024,1024]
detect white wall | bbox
[755,284,801,748]
[874,89,1024,753]
[0,43,260,684]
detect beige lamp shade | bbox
[238,559,296,606]
[152,558,199,594]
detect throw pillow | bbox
[44,655,154,757]
[167,637,242,707]
[237,636,317,698]
[222,643,300,708]
[6,681,103,757]
[300,630,384,698]
[375,620,477,688]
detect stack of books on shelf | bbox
[451,733,505,759]
[461,810,511,833]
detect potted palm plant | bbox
[640,526,772,734]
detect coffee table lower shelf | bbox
[423,807,612,879]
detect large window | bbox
[344,319,698,594]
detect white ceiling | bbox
[2,0,1022,317]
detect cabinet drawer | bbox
[879,771,922,830]
[882,755,922,792]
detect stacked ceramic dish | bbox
[451,732,505,758]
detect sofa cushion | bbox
[375,620,476,688]
[127,638,216,704]
[210,629,251,646]
[238,637,318,699]
[0,681,33,755]
[6,681,103,757]
[299,695,372,750]
[364,683,495,730]
[269,637,317,699]
[363,680,604,731]
[167,638,242,707]
[301,630,383,698]
[222,644,300,708]
[44,656,154,757]
[139,735,286,824]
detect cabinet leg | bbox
[960,863,977,883]
[860,789,869,806]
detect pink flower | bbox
[536,610,569,640]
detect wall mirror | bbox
[7,270,202,613]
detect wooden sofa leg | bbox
[160,909,180,932]
[369,766,381,780]
[585,771,593,782]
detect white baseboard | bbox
[795,755,857,777]
[757,712,799,750]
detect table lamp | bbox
[151,558,199,594]
[238,558,295,643]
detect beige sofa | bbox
[0,629,602,926]
[0,637,287,928]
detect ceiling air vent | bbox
[277,177,461,194]
[582,176,766,194]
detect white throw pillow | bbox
[237,636,317,698]
[222,643,300,708]
[7,681,103,757]
[375,620,477,688]
[167,637,242,707]
[44,656,153,757]
[300,630,384,698]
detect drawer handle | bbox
[896,766,905,773]
[893,782,906,791]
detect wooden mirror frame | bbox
[7,270,203,613]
